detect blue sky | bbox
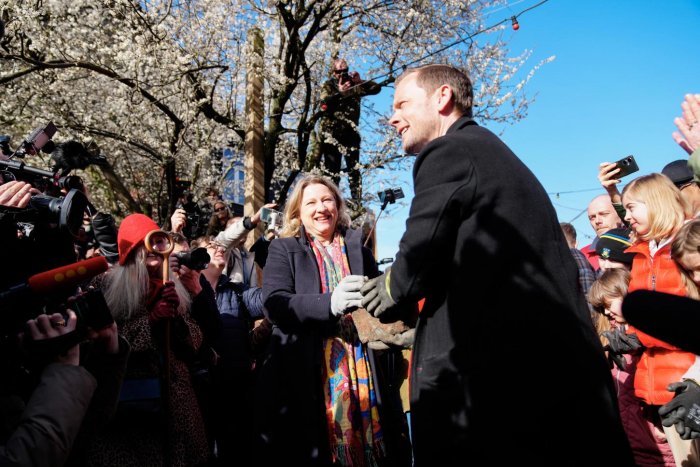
[369,0,700,265]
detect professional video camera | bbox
[0,124,114,307]
[0,257,113,352]
[0,124,107,237]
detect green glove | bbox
[360,268,396,318]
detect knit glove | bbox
[601,328,644,370]
[330,275,365,317]
[360,268,396,318]
[148,281,180,323]
[659,380,700,440]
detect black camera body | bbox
[0,173,89,238]
[47,288,114,333]
[175,247,210,271]
[175,199,206,240]
[378,187,405,207]
[0,158,86,196]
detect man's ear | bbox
[435,85,455,114]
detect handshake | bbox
[330,268,396,317]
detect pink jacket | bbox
[611,330,674,466]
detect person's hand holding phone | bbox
[251,203,279,227]
[598,162,623,204]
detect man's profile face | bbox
[389,73,440,154]
[587,196,622,237]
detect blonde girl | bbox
[621,173,698,466]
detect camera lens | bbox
[28,189,88,237]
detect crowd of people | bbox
[2,61,700,467]
[559,92,700,466]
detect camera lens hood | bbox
[59,189,88,238]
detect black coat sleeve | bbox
[262,238,335,331]
[190,276,223,344]
[390,137,476,303]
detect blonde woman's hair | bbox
[621,173,691,242]
[672,218,700,299]
[278,175,351,238]
[103,246,192,321]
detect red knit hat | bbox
[117,213,160,265]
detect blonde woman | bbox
[256,175,411,467]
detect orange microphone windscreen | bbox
[27,256,109,295]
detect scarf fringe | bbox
[333,439,386,467]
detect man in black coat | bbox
[361,64,634,466]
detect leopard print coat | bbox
[86,308,210,467]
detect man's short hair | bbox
[397,64,474,117]
[560,222,577,248]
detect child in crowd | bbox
[589,268,674,466]
[671,218,700,299]
[589,227,635,273]
[584,226,635,333]
[621,173,699,465]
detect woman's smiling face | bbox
[300,183,338,243]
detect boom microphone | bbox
[0,256,109,301]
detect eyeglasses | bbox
[214,207,227,212]
[205,242,226,252]
[333,68,349,74]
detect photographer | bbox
[95,214,210,466]
[1,310,93,466]
[318,58,381,202]
[173,188,206,240]
[1,306,129,467]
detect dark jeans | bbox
[212,315,255,467]
[320,134,362,200]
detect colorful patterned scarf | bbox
[307,232,385,467]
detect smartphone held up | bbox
[260,207,283,231]
[613,155,639,179]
